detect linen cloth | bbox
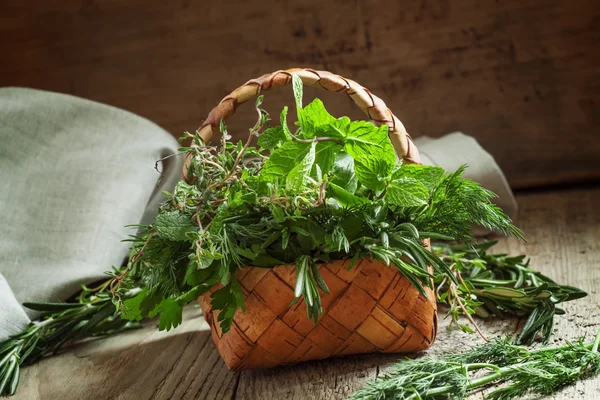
[0,88,516,340]
[0,88,183,340]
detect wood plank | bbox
[14,308,239,400]
[12,186,600,399]
[1,0,598,189]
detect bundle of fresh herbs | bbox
[114,74,523,334]
[0,74,589,397]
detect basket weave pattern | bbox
[194,68,437,369]
[198,258,437,370]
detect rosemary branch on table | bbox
[434,241,587,345]
[0,275,139,396]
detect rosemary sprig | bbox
[0,275,139,396]
[349,329,600,400]
[434,241,587,344]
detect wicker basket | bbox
[192,68,438,370]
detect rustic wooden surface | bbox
[11,186,600,400]
[1,0,599,189]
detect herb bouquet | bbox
[114,69,524,370]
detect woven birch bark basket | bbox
[193,68,438,370]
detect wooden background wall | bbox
[1,0,598,189]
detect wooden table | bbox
[12,186,600,399]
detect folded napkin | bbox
[0,88,516,341]
[0,88,183,341]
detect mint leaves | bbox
[385,178,429,207]
[286,141,316,192]
[155,211,197,241]
[261,141,313,182]
[259,76,398,194]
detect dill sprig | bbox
[349,329,600,400]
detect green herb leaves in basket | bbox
[115,74,523,334]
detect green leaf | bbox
[260,141,312,182]
[22,302,82,312]
[329,152,358,193]
[354,157,393,192]
[280,106,292,139]
[311,263,330,294]
[385,177,429,207]
[393,164,445,192]
[483,287,527,299]
[286,141,317,192]
[343,122,395,191]
[292,74,303,117]
[121,289,148,321]
[157,298,183,331]
[299,98,337,138]
[257,127,288,150]
[314,141,340,174]
[210,279,245,333]
[327,182,369,208]
[155,211,197,241]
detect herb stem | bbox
[450,280,489,342]
[467,361,535,388]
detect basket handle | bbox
[197,68,421,164]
